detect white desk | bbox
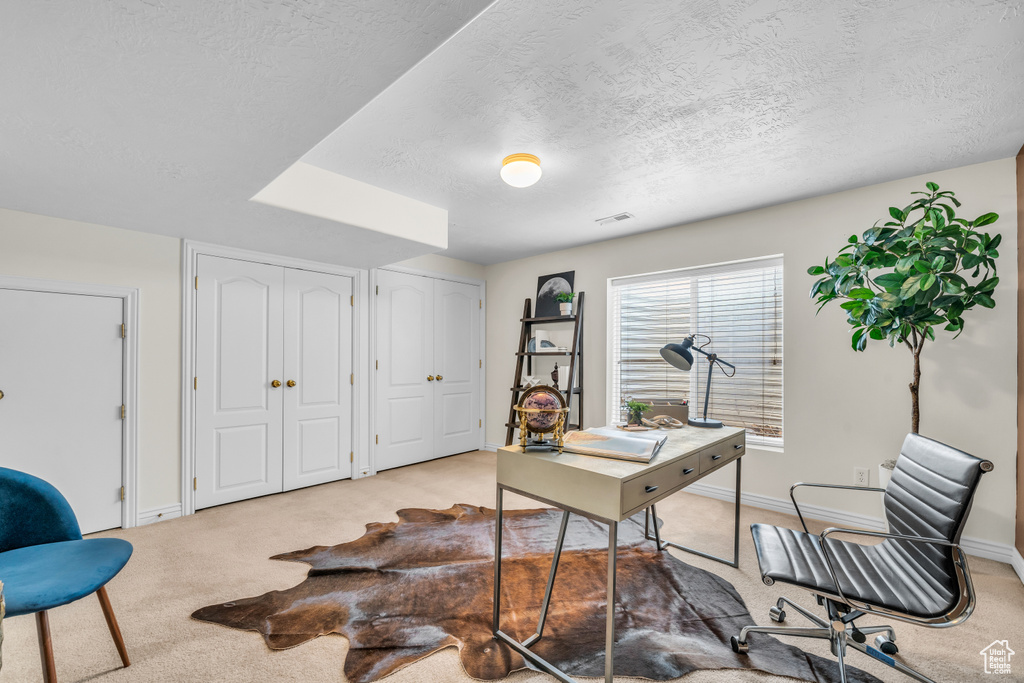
[492,426,745,683]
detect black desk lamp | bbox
[659,334,735,428]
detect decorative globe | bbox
[521,389,562,432]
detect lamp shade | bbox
[500,153,542,188]
[660,338,694,371]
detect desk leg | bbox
[493,486,503,634]
[605,521,617,683]
[645,457,742,568]
[523,509,570,649]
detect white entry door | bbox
[0,288,124,534]
[434,279,480,456]
[195,256,285,508]
[374,270,435,471]
[375,270,482,472]
[283,268,353,490]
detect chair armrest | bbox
[789,483,887,533]
[817,527,976,627]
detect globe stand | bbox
[513,385,570,453]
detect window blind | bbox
[610,256,783,447]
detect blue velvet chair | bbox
[0,467,133,681]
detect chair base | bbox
[33,587,130,683]
[733,596,936,683]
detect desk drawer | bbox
[622,453,700,514]
[699,432,745,473]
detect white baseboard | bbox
[137,503,183,526]
[1010,548,1024,586]
[684,482,1015,565]
[482,442,501,452]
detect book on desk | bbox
[561,426,668,462]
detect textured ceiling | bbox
[303,0,1024,265]
[0,0,493,268]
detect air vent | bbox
[595,212,634,226]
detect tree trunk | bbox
[909,344,922,434]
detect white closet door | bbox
[195,256,284,509]
[0,289,124,534]
[433,279,481,456]
[374,270,434,471]
[282,269,353,490]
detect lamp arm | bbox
[692,345,736,370]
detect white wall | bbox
[0,208,181,512]
[484,158,1018,546]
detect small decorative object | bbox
[527,338,556,352]
[551,363,559,386]
[556,291,575,316]
[625,399,651,426]
[522,375,541,389]
[879,459,896,490]
[809,182,1000,433]
[514,385,569,453]
[536,271,575,318]
[659,334,736,428]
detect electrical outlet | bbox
[854,467,870,487]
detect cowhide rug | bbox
[193,504,880,682]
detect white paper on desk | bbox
[562,427,667,463]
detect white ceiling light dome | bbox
[500,153,542,188]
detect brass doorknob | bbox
[436,375,443,381]
[287,380,297,387]
[427,375,435,381]
[271,380,282,388]
[0,389,4,400]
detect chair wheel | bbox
[769,606,786,623]
[731,636,749,654]
[874,634,899,655]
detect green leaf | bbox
[849,287,875,299]
[868,328,886,340]
[973,212,999,227]
[913,260,931,273]
[851,328,867,351]
[873,273,905,291]
[986,233,1002,251]
[807,265,825,275]
[926,181,939,192]
[900,274,922,298]
[889,207,906,222]
[920,273,936,291]
[962,253,983,269]
[977,277,999,292]
[878,292,900,309]
[974,293,996,308]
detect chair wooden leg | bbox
[96,586,131,668]
[35,610,58,683]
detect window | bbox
[609,256,783,448]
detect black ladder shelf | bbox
[504,292,585,446]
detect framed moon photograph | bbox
[535,271,574,318]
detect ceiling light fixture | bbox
[500,153,542,188]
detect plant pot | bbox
[559,302,572,316]
[878,464,893,490]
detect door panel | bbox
[283,269,353,490]
[0,288,124,534]
[434,279,481,456]
[196,256,284,509]
[375,271,434,471]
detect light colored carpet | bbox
[1,451,1021,682]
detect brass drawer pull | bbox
[645,485,658,493]
[682,467,694,475]
[711,454,722,461]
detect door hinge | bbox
[120,485,125,501]
[375,434,379,444]
[479,299,482,309]
[120,404,126,419]
[350,373,354,385]
[350,294,354,306]
[479,419,482,428]
[194,377,197,390]
[121,323,126,338]
[375,285,379,295]
[350,451,354,463]
[375,360,379,370]
[195,275,198,290]
[479,359,482,368]
[193,476,197,491]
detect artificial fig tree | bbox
[809,182,1000,434]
